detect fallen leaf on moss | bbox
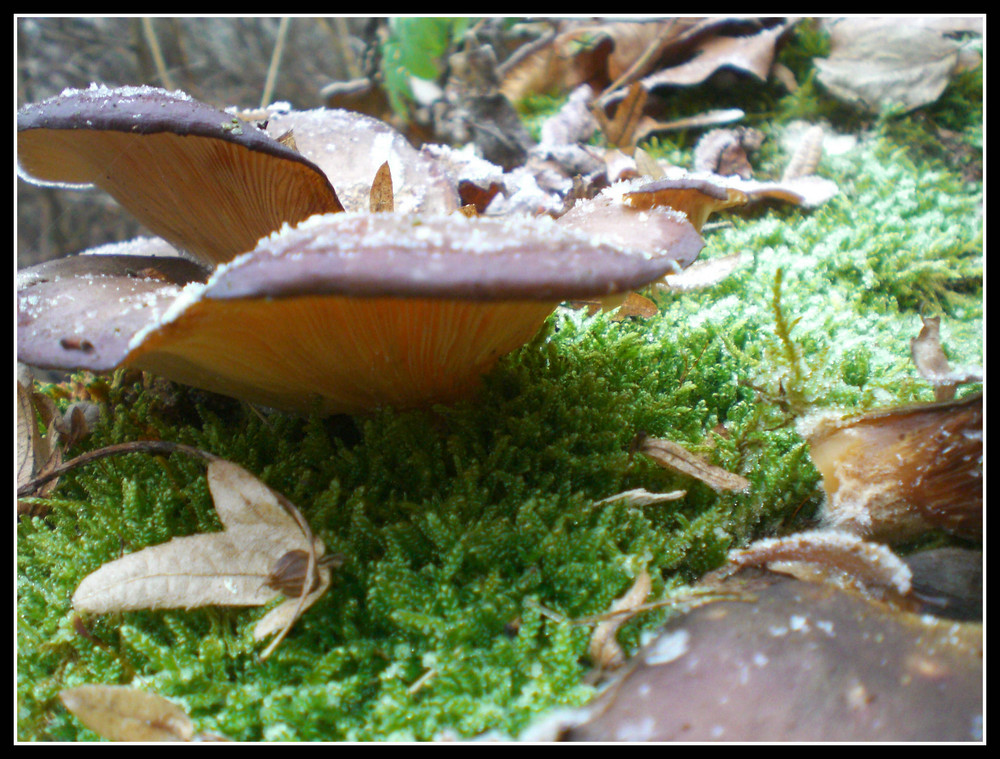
[592,81,647,150]
[641,21,793,90]
[815,17,982,113]
[17,375,92,512]
[60,685,194,742]
[693,127,765,179]
[72,459,333,659]
[635,433,750,493]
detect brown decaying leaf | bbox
[693,127,765,179]
[60,685,194,742]
[369,160,394,213]
[72,459,332,659]
[636,433,750,493]
[589,568,652,669]
[641,22,791,89]
[594,488,686,507]
[610,291,658,322]
[814,17,980,113]
[17,376,92,511]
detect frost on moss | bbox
[18,60,981,745]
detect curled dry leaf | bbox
[815,17,981,113]
[693,127,765,179]
[72,459,333,658]
[589,568,653,670]
[635,433,750,493]
[17,376,92,511]
[60,685,194,742]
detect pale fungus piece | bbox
[559,572,983,742]
[17,84,344,266]
[799,392,983,544]
[263,107,459,214]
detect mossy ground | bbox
[17,22,982,741]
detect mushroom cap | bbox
[17,84,344,266]
[621,176,748,232]
[800,393,983,543]
[563,572,983,742]
[263,108,459,214]
[18,212,704,415]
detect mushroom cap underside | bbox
[18,212,703,414]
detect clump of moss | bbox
[18,23,981,742]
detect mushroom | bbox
[17,84,344,266]
[620,176,748,232]
[18,85,706,415]
[556,571,983,742]
[799,392,983,544]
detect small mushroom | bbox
[17,86,706,415]
[799,392,983,544]
[18,212,704,415]
[620,176,748,232]
[17,84,344,266]
[557,571,983,742]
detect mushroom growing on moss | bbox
[17,85,706,415]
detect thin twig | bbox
[260,17,290,109]
[141,17,175,91]
[18,440,220,498]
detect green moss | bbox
[18,28,981,743]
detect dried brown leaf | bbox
[815,17,978,113]
[641,23,791,89]
[693,127,765,179]
[781,124,825,181]
[60,685,194,742]
[610,291,658,321]
[72,460,332,658]
[369,160,394,213]
[637,434,750,493]
[632,107,745,144]
[589,568,652,669]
